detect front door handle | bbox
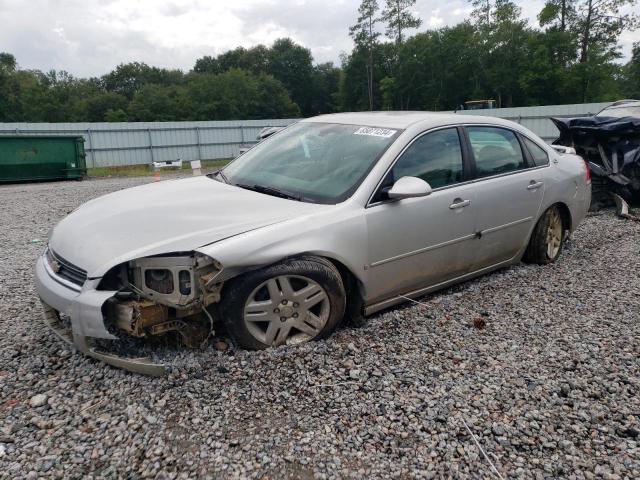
[449,198,471,209]
[527,181,544,190]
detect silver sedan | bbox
[35,112,592,374]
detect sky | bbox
[0,0,637,78]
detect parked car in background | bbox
[238,126,286,156]
[552,99,640,204]
[35,112,591,374]
[596,99,640,118]
[458,99,497,110]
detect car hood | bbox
[49,176,326,277]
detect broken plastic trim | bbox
[613,194,640,222]
[41,301,166,376]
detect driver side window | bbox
[391,128,464,189]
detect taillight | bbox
[584,160,592,184]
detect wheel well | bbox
[322,256,365,321]
[554,202,572,231]
[322,257,363,302]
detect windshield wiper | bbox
[212,169,229,183]
[235,183,303,201]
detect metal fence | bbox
[0,119,298,168]
[0,102,612,168]
[452,102,611,142]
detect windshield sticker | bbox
[353,127,397,138]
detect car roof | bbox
[303,111,515,130]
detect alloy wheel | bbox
[546,209,563,259]
[243,275,330,346]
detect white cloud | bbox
[0,0,637,77]
[428,8,444,28]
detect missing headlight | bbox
[126,253,222,308]
[145,269,174,294]
[103,252,223,344]
[178,270,191,295]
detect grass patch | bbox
[88,159,230,178]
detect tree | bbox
[128,84,186,121]
[339,42,396,110]
[184,69,299,120]
[394,24,481,110]
[0,52,19,121]
[349,0,381,110]
[381,0,422,45]
[104,108,128,122]
[310,63,341,114]
[622,42,640,97]
[573,0,638,65]
[193,55,221,74]
[267,38,315,116]
[102,62,184,99]
[538,0,577,32]
[0,52,17,73]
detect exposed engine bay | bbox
[100,253,224,347]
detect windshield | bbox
[220,122,401,204]
[597,104,640,118]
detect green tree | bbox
[0,52,17,73]
[0,52,19,121]
[184,69,298,120]
[193,55,221,74]
[128,84,186,121]
[267,38,315,116]
[104,108,128,122]
[467,0,533,107]
[622,42,640,97]
[102,62,184,99]
[339,42,396,110]
[572,0,638,65]
[394,24,479,110]
[538,0,576,32]
[310,62,341,114]
[381,0,422,45]
[349,0,381,110]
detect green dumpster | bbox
[0,136,87,183]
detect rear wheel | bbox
[524,206,565,264]
[220,256,346,349]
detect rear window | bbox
[522,137,549,167]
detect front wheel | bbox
[220,256,346,350]
[523,205,565,264]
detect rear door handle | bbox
[449,198,471,209]
[527,181,544,190]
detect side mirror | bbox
[387,176,433,200]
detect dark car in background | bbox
[552,100,640,205]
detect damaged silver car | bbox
[35,112,592,374]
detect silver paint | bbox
[35,112,591,352]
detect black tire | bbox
[523,205,565,265]
[220,256,346,350]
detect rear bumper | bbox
[35,254,166,376]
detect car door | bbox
[365,127,479,303]
[465,125,546,270]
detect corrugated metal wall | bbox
[0,103,612,167]
[0,119,297,168]
[452,102,611,142]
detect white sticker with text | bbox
[353,127,397,138]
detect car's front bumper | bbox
[34,254,166,376]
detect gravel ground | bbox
[0,177,639,479]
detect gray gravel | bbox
[1,177,639,479]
